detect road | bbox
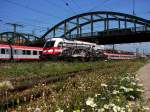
[137,62,150,108]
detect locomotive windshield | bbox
[45,41,55,47]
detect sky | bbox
[0,0,150,53]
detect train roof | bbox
[47,37,97,45]
[0,44,42,50]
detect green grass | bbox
[0,61,97,79]
[1,60,146,112]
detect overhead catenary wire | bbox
[3,0,63,20]
[88,0,112,12]
[0,16,49,30]
[61,0,77,15]
[44,0,74,16]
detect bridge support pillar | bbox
[80,26,82,37]
[118,19,121,30]
[124,16,127,30]
[91,15,94,36]
[134,20,136,32]
[145,24,147,31]
[53,28,55,38]
[76,17,80,37]
[64,21,67,38]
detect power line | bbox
[6,23,23,33]
[3,0,62,20]
[132,0,135,15]
[70,0,82,12]
[0,14,52,27]
[0,16,51,30]
[61,0,77,15]
[88,0,112,12]
[44,0,74,16]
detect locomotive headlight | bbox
[43,50,47,53]
[48,49,53,52]
[54,49,61,52]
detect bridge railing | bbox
[63,26,150,39]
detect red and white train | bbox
[41,38,104,60]
[0,44,42,61]
[41,37,138,60]
[102,49,137,60]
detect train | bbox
[41,37,139,61]
[0,44,42,61]
[102,49,137,60]
[0,38,138,61]
[41,38,104,61]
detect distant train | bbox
[102,49,137,60]
[41,38,104,61]
[0,44,42,61]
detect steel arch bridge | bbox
[42,11,150,44]
[0,32,39,45]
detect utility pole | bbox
[112,44,115,50]
[6,23,23,60]
[6,23,23,42]
[132,0,135,16]
[0,20,2,33]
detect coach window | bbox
[33,51,37,55]
[1,49,5,54]
[6,49,9,54]
[14,50,18,54]
[23,50,26,55]
[58,42,63,47]
[27,50,31,55]
[39,51,42,55]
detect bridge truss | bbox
[0,32,39,45]
[42,11,150,44]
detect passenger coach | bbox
[0,44,42,60]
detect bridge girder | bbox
[0,32,39,45]
[42,11,150,40]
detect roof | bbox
[0,44,43,50]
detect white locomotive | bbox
[41,38,104,61]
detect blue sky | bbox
[0,0,150,53]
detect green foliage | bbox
[0,60,148,112]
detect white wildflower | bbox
[113,105,121,112]
[101,97,106,100]
[131,82,136,86]
[143,106,150,111]
[103,104,109,109]
[113,106,118,112]
[101,83,108,87]
[95,94,101,97]
[86,97,97,108]
[137,83,143,87]
[97,108,105,112]
[108,103,115,107]
[34,107,41,112]
[129,96,135,100]
[81,109,85,112]
[135,78,140,81]
[120,86,128,92]
[122,76,130,81]
[73,110,80,112]
[0,81,14,90]
[128,88,134,92]
[136,88,144,93]
[27,107,32,111]
[55,108,64,112]
[112,90,120,95]
[120,107,125,112]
